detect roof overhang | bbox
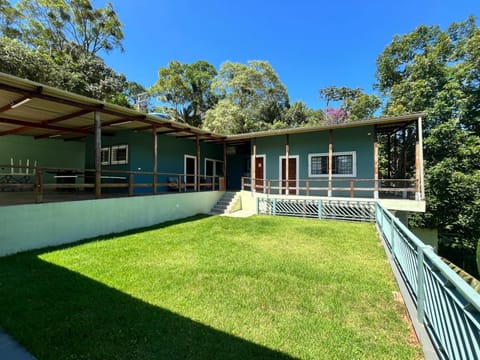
[0,72,225,142]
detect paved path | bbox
[0,330,36,360]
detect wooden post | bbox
[128,173,134,196]
[35,167,43,203]
[94,111,102,199]
[328,130,333,197]
[252,141,257,192]
[374,125,379,199]
[306,180,310,196]
[285,135,289,195]
[152,126,158,195]
[417,116,424,200]
[350,180,355,198]
[223,142,227,190]
[196,136,200,191]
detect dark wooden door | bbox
[255,156,264,192]
[281,158,297,194]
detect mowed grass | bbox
[0,215,422,359]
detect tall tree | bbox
[319,85,381,122]
[0,0,20,38]
[272,100,325,129]
[151,60,217,127]
[210,60,289,133]
[375,16,480,264]
[16,0,123,55]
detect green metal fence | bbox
[376,203,480,360]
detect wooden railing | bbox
[0,164,225,204]
[241,177,421,200]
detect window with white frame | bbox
[308,151,356,177]
[101,147,110,165]
[110,145,128,165]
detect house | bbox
[0,72,425,254]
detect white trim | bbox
[110,144,128,165]
[251,154,266,192]
[204,157,224,177]
[184,154,197,191]
[308,151,356,178]
[278,155,299,195]
[101,147,110,165]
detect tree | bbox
[319,85,381,121]
[151,60,218,127]
[375,16,480,267]
[15,0,123,55]
[0,0,20,38]
[272,100,325,129]
[211,60,290,133]
[203,99,245,134]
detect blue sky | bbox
[103,0,479,109]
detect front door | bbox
[281,157,297,195]
[254,156,265,193]
[184,155,196,191]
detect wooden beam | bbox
[374,125,379,199]
[0,117,93,135]
[223,141,227,190]
[285,134,289,195]
[152,126,158,195]
[196,135,200,191]
[328,130,333,197]
[94,111,102,199]
[252,140,257,191]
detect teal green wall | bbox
[85,131,223,193]
[247,126,374,195]
[0,192,224,257]
[0,135,85,168]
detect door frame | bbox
[184,154,197,191]
[252,154,266,192]
[278,155,299,195]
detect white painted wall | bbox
[0,192,223,256]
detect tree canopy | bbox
[375,16,480,256]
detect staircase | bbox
[210,192,240,215]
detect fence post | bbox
[390,212,396,256]
[350,180,355,198]
[128,173,134,196]
[256,197,259,215]
[416,246,426,324]
[318,199,322,219]
[272,198,276,216]
[35,167,43,203]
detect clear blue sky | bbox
[103,0,479,109]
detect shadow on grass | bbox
[0,248,294,360]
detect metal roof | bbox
[0,72,225,141]
[0,72,426,143]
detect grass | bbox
[0,215,422,359]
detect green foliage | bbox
[203,99,245,134]
[211,60,290,132]
[0,216,421,359]
[15,0,124,55]
[151,60,218,127]
[319,85,381,121]
[272,100,325,129]
[376,16,480,254]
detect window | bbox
[204,158,224,177]
[111,145,128,165]
[308,151,356,177]
[101,147,110,165]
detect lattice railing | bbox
[257,197,375,222]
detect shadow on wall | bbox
[0,248,294,360]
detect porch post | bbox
[152,126,158,195]
[416,117,424,200]
[223,141,227,191]
[285,134,289,195]
[196,135,200,191]
[252,140,257,192]
[94,111,102,199]
[374,125,379,199]
[328,130,333,197]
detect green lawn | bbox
[0,215,422,359]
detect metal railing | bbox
[257,197,376,222]
[376,203,480,359]
[0,164,225,204]
[242,177,421,200]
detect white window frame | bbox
[278,155,299,195]
[308,151,356,178]
[101,147,110,165]
[110,144,128,165]
[184,154,197,191]
[204,158,224,177]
